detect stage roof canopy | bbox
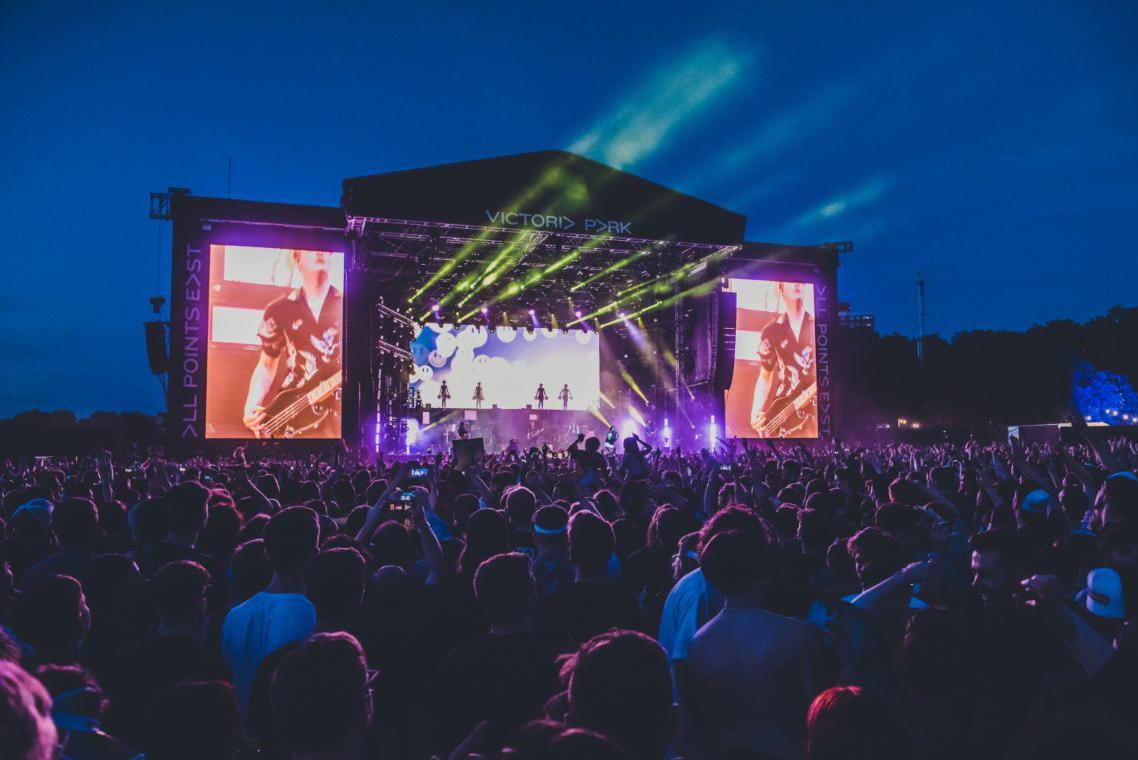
[341,151,760,323]
[342,150,747,245]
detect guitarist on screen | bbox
[243,249,342,438]
[749,281,816,437]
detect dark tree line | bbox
[835,305,1138,435]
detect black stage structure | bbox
[160,150,845,454]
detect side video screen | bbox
[205,245,344,439]
[723,278,818,438]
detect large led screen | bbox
[205,245,344,439]
[410,325,600,411]
[723,278,818,438]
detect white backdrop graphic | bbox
[410,324,600,410]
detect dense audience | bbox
[1,424,1136,759]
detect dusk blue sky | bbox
[3,1,1137,416]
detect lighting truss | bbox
[351,215,739,324]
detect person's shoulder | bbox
[17,554,56,585]
[761,608,823,647]
[670,567,706,597]
[263,289,300,315]
[686,616,723,661]
[691,605,731,638]
[223,592,264,624]
[261,592,317,619]
[227,590,310,620]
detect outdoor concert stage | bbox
[157,150,846,454]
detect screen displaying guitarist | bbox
[243,249,343,438]
[748,281,816,437]
[723,278,818,439]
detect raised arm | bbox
[411,497,446,586]
[355,464,403,543]
[850,560,936,610]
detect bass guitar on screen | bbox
[256,368,342,439]
[754,384,817,439]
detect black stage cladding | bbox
[343,150,746,244]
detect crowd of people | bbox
[1,424,1136,759]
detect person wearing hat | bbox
[1075,567,1126,639]
[531,505,574,598]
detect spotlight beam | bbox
[596,278,718,329]
[409,156,578,303]
[569,248,654,293]
[568,244,737,327]
[482,194,681,313]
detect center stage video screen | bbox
[723,278,818,439]
[410,325,600,411]
[205,245,344,439]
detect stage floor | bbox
[411,406,607,452]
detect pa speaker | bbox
[144,321,168,375]
[713,290,737,391]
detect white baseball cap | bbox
[1076,567,1125,619]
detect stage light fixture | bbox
[528,309,535,315]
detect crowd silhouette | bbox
[1,423,1136,759]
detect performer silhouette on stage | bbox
[473,382,484,410]
[438,380,451,409]
[457,419,469,439]
[535,383,548,410]
[558,383,572,410]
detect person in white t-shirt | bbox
[658,506,768,662]
[222,506,319,709]
[684,530,827,758]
